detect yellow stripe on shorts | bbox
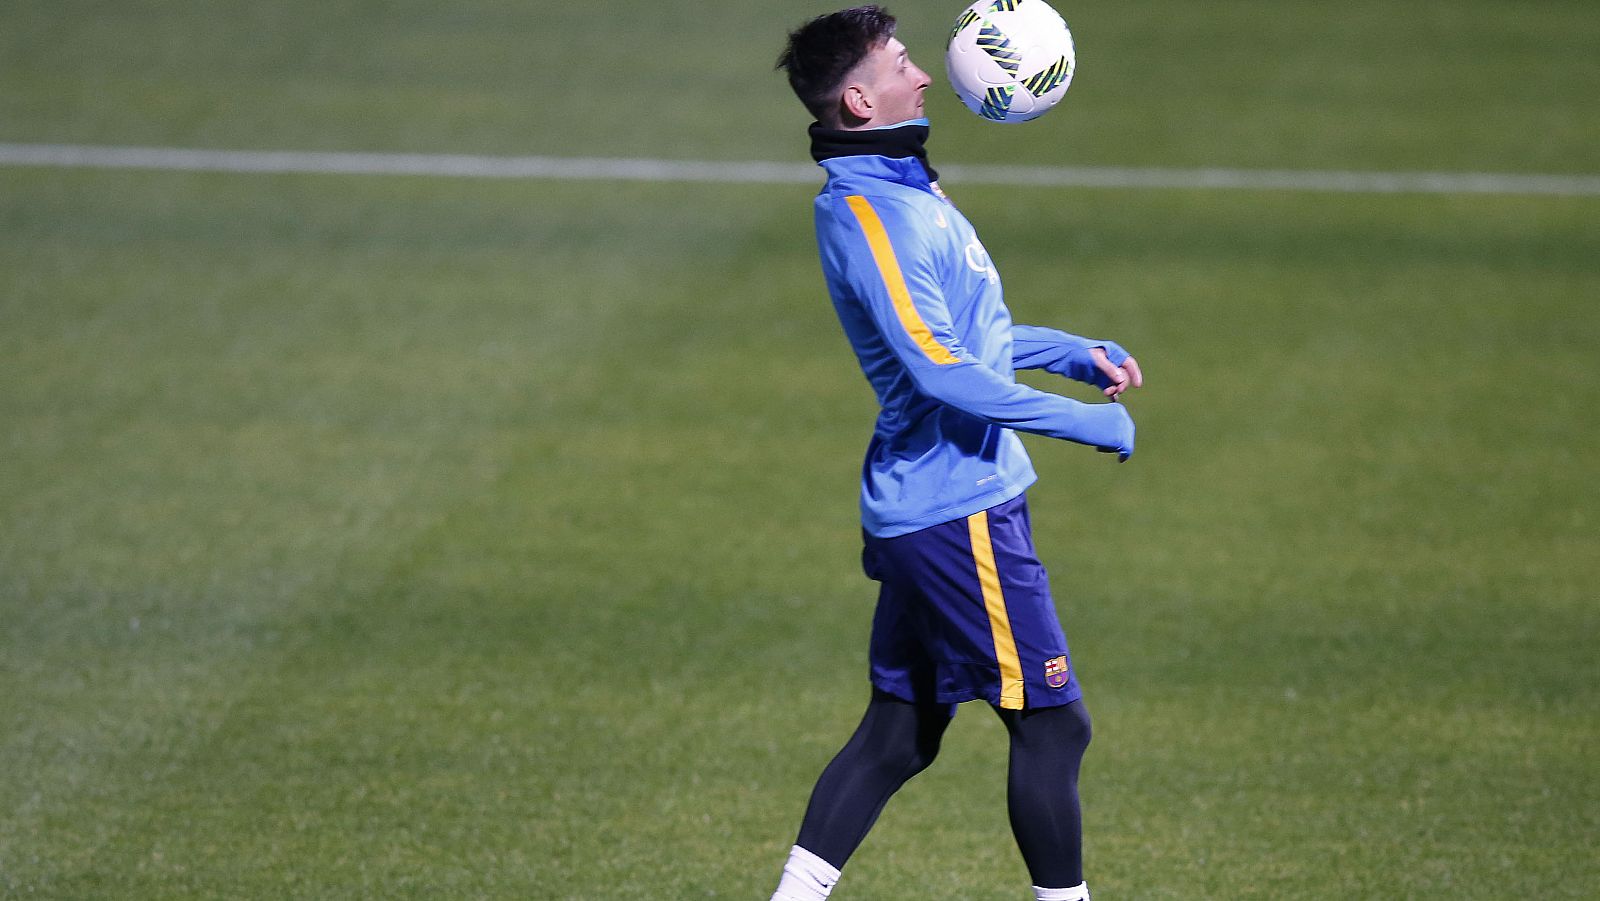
[968,509,1025,709]
[844,195,961,366]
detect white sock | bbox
[771,845,841,901]
[1034,882,1090,901]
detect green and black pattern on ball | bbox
[949,8,981,44]
[976,21,1022,75]
[978,84,1016,120]
[984,0,1022,12]
[1022,55,1072,96]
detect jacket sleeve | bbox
[834,194,1133,455]
[1012,324,1131,390]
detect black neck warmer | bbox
[808,120,938,182]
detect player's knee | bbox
[1011,700,1092,757]
[906,729,943,774]
[1061,700,1092,753]
[863,731,941,780]
[856,692,950,779]
[849,723,943,785]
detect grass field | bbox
[3,1,1598,898]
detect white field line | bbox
[3,142,1599,197]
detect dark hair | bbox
[776,6,898,124]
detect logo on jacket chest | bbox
[933,201,997,285]
[965,237,998,284]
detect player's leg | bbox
[772,688,953,901]
[770,545,954,901]
[970,495,1093,899]
[996,699,1093,899]
[797,686,954,864]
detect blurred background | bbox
[6,0,1598,170]
[2,1,1597,898]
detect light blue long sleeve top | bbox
[814,152,1135,537]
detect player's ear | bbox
[841,82,874,124]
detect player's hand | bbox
[1090,346,1143,398]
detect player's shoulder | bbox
[817,185,944,243]
[822,176,934,209]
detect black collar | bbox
[808,120,938,182]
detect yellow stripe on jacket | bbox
[844,194,961,366]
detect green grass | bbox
[3,1,1599,898]
[5,0,1599,171]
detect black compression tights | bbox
[998,698,1093,888]
[794,689,1092,889]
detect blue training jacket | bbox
[814,152,1135,538]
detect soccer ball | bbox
[945,0,1077,123]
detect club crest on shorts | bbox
[1044,655,1070,688]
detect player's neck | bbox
[808,119,937,182]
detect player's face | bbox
[861,37,930,125]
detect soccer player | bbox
[767,7,1143,901]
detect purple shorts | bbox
[863,494,1082,711]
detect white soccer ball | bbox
[945,0,1077,123]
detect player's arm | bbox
[1012,324,1144,398]
[834,195,1133,457]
